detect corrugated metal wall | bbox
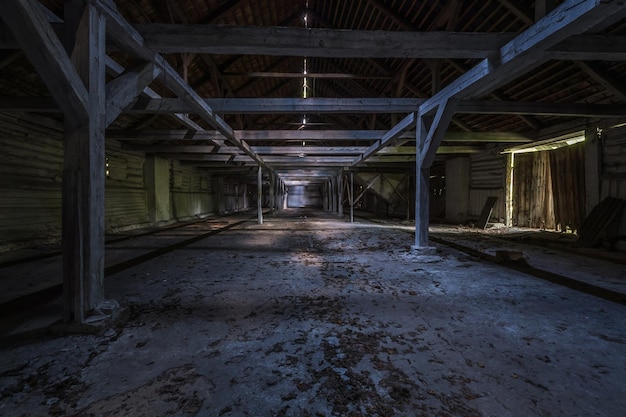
[469,151,506,222]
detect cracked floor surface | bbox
[1,209,625,416]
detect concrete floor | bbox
[1,209,625,416]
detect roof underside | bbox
[1,0,626,185]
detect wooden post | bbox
[63,3,107,322]
[415,116,430,248]
[350,171,354,223]
[257,165,263,224]
[338,173,344,217]
[269,173,275,215]
[505,153,515,226]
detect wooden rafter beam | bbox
[3,22,626,61]
[109,24,626,61]
[7,96,626,119]
[353,113,416,166]
[107,129,533,143]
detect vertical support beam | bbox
[584,126,601,215]
[414,99,457,249]
[414,116,430,248]
[505,153,515,227]
[269,173,275,215]
[257,165,263,224]
[350,172,354,223]
[330,177,336,213]
[62,2,107,322]
[338,173,344,217]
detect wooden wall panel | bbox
[601,126,626,244]
[469,150,506,222]
[513,152,555,229]
[0,119,151,250]
[170,161,214,220]
[550,143,585,232]
[0,119,63,249]
[105,140,150,229]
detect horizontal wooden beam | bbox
[6,96,625,119]
[123,143,484,156]
[136,25,510,58]
[3,20,626,61]
[223,72,392,80]
[131,24,626,61]
[107,129,533,143]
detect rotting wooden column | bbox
[63,2,107,322]
[257,165,263,224]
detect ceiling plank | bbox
[576,61,626,100]
[497,0,534,25]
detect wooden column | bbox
[269,173,275,215]
[257,165,263,224]
[350,172,354,223]
[415,116,430,248]
[338,173,344,217]
[505,153,515,226]
[63,3,107,322]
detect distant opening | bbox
[287,185,323,208]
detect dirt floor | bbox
[1,209,625,416]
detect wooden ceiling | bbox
[2,0,626,183]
